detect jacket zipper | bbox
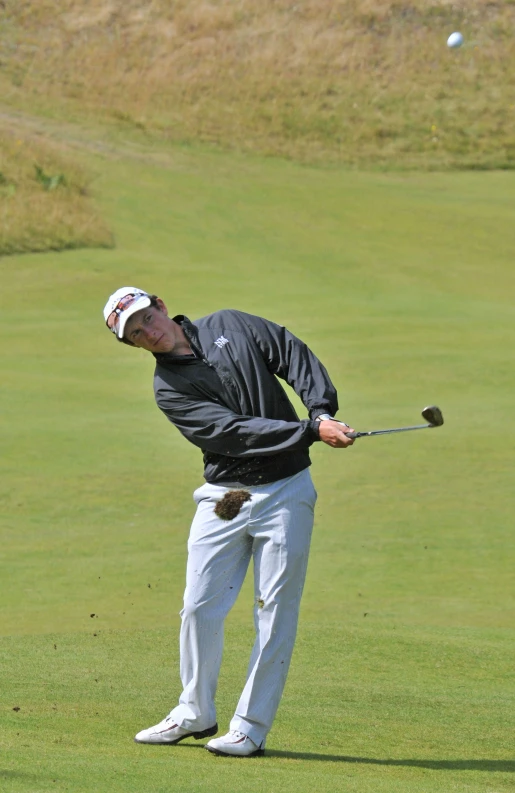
[184,325,213,369]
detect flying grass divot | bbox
[214,490,252,520]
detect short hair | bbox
[118,294,160,346]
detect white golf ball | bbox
[447,32,464,48]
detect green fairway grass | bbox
[1,145,514,792]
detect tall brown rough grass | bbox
[0,131,113,255]
[1,0,515,167]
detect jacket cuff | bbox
[310,407,332,422]
[308,420,322,441]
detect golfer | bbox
[103,287,354,757]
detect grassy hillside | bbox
[0,129,113,255]
[1,0,514,255]
[2,0,515,169]
[1,144,514,791]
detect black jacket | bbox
[153,309,339,486]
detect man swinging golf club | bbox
[103,287,354,757]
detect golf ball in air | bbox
[447,32,464,48]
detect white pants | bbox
[169,468,317,747]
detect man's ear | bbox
[156,298,168,316]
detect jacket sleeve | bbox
[155,387,320,457]
[238,311,339,420]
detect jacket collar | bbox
[153,315,204,364]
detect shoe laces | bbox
[229,730,250,741]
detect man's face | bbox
[123,300,178,353]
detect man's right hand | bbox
[318,420,356,448]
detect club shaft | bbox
[347,423,434,438]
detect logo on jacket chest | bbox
[214,335,229,349]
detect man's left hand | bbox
[318,420,355,448]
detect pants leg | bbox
[169,483,253,730]
[230,469,316,746]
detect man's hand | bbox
[318,420,355,448]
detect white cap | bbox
[103,286,152,339]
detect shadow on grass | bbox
[267,753,514,772]
[168,746,513,771]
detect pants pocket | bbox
[193,484,210,504]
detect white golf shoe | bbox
[134,714,218,745]
[205,730,265,757]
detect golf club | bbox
[337,405,444,439]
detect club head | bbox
[421,405,444,427]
